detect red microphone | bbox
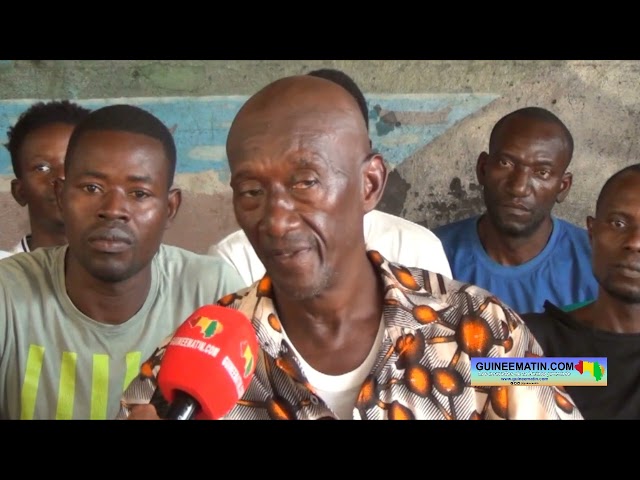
[156,305,259,420]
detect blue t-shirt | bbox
[433,216,598,314]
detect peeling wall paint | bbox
[1,60,639,253]
[0,93,498,179]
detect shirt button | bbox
[310,395,319,405]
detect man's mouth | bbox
[501,202,530,212]
[266,247,311,265]
[88,228,133,253]
[614,263,640,278]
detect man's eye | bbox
[240,189,262,197]
[131,191,150,199]
[35,165,51,173]
[83,185,100,193]
[612,220,626,228]
[293,179,318,189]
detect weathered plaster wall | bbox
[1,60,637,253]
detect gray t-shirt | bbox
[0,244,244,420]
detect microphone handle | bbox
[166,390,200,420]
[149,386,171,418]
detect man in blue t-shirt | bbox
[434,107,597,314]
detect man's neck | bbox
[29,223,67,250]
[64,254,152,325]
[273,252,384,375]
[573,292,640,334]
[477,214,553,265]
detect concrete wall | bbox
[1,60,638,253]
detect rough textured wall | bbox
[1,60,638,253]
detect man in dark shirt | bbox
[523,163,640,419]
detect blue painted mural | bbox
[0,93,498,183]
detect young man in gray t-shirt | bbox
[0,104,244,420]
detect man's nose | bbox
[505,168,531,197]
[260,188,299,238]
[98,189,130,222]
[623,224,640,253]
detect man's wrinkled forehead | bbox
[229,101,365,155]
[227,116,363,179]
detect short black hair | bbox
[65,104,177,188]
[5,100,91,178]
[306,68,369,132]
[489,106,574,161]
[595,163,640,214]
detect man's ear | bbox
[165,188,182,229]
[476,152,489,186]
[556,171,573,203]
[586,215,594,244]
[10,178,27,207]
[53,178,65,212]
[362,153,388,213]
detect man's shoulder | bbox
[0,246,59,273]
[520,310,554,331]
[156,244,236,274]
[519,302,577,354]
[432,217,479,253]
[554,217,589,239]
[436,273,500,303]
[386,262,521,335]
[0,235,29,260]
[433,216,477,237]
[216,281,259,318]
[0,247,62,296]
[551,218,592,257]
[155,244,246,297]
[523,300,579,327]
[389,259,496,304]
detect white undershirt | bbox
[280,318,385,419]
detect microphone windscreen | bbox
[157,304,258,419]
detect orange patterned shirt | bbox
[118,251,583,420]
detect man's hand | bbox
[127,404,162,420]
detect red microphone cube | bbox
[157,305,259,419]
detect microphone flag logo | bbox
[241,341,254,378]
[189,315,224,338]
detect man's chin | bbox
[271,276,324,301]
[497,223,533,237]
[603,284,640,305]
